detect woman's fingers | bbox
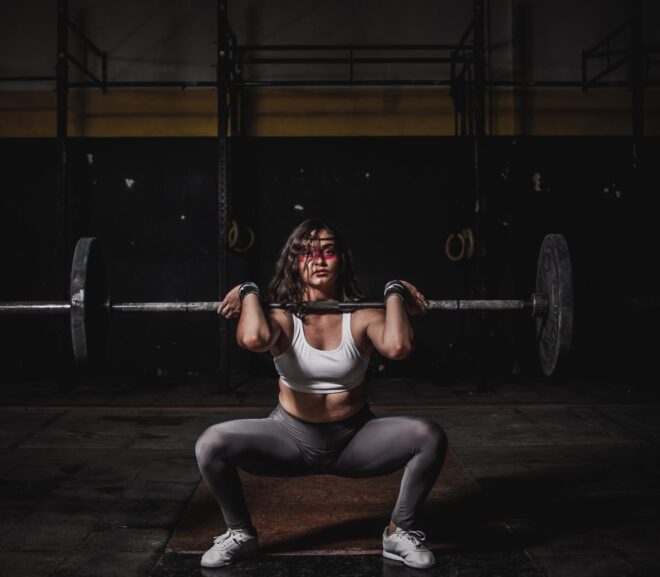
[217,298,231,315]
[400,280,429,314]
[415,293,429,314]
[217,299,240,318]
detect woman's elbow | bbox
[386,341,414,360]
[238,333,271,352]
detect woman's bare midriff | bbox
[278,379,368,423]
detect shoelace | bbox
[397,529,427,547]
[212,529,251,550]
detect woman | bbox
[195,219,448,570]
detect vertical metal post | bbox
[56,0,75,385]
[473,0,487,298]
[473,0,487,138]
[101,51,108,94]
[56,0,69,287]
[486,0,493,134]
[229,32,240,137]
[630,0,644,152]
[217,0,231,390]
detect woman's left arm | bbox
[365,280,428,360]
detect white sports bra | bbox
[273,312,370,394]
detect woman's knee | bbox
[413,418,448,458]
[195,424,232,469]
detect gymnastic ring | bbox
[233,224,255,253]
[445,232,465,262]
[228,220,239,248]
[462,228,475,259]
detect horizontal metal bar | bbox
[238,44,465,51]
[238,79,454,87]
[0,75,56,82]
[111,299,541,313]
[0,303,70,315]
[112,302,219,313]
[68,80,218,89]
[5,77,656,89]
[239,57,467,64]
[0,296,550,316]
[428,299,533,311]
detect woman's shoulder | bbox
[269,308,300,339]
[267,308,295,357]
[351,306,385,328]
[268,307,294,326]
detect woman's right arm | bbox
[217,285,282,352]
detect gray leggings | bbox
[195,403,448,531]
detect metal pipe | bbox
[0,303,71,315]
[239,44,464,51]
[0,295,551,316]
[631,0,644,139]
[6,77,655,88]
[238,57,466,64]
[217,0,231,390]
[238,79,454,87]
[110,298,545,314]
[56,0,69,290]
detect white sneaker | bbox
[382,527,435,569]
[201,528,259,568]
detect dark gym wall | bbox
[2,136,658,383]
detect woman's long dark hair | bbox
[267,219,364,316]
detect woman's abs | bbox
[278,379,367,423]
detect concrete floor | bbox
[1,376,659,577]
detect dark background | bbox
[1,136,658,385]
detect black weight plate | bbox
[535,234,574,376]
[70,237,109,371]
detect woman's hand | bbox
[217,285,242,319]
[400,280,429,316]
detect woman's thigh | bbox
[327,415,446,477]
[196,416,311,477]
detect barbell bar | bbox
[0,299,547,314]
[113,298,548,313]
[0,234,574,376]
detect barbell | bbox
[0,234,574,376]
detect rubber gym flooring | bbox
[1,376,659,577]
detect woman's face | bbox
[297,229,340,294]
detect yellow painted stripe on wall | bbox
[0,87,658,137]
